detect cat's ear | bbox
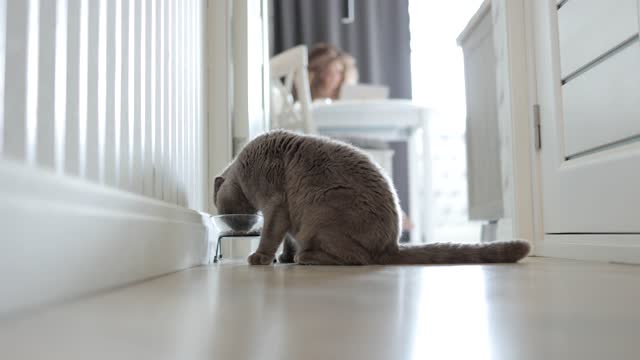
[214,176,225,203]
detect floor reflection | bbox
[4,259,640,359]
[408,266,491,359]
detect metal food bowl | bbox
[210,214,263,263]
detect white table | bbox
[312,100,433,243]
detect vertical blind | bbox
[0,0,207,211]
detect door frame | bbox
[207,0,270,214]
[490,0,543,250]
[207,0,234,215]
[206,0,270,259]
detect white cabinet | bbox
[458,1,504,224]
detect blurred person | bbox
[307,43,358,101]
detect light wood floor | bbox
[1,257,639,359]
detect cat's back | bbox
[282,132,393,193]
[239,130,393,192]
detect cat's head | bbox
[214,175,257,215]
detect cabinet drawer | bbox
[558,0,638,79]
[561,40,640,158]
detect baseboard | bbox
[535,234,640,264]
[0,159,212,316]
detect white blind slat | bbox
[104,0,116,186]
[77,0,89,177]
[181,0,187,207]
[162,0,175,202]
[197,0,205,211]
[168,1,179,203]
[174,0,181,206]
[36,0,55,169]
[143,0,153,197]
[132,0,142,194]
[97,0,107,183]
[126,0,135,190]
[184,0,190,207]
[152,0,161,199]
[4,0,28,161]
[198,0,204,211]
[25,0,39,165]
[64,0,80,176]
[188,0,195,208]
[147,0,155,198]
[184,0,189,207]
[85,0,100,181]
[114,0,123,187]
[54,0,68,174]
[0,0,6,154]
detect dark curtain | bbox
[269,0,412,99]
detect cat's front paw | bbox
[248,252,274,265]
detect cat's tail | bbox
[378,240,531,264]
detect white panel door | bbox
[533,0,640,233]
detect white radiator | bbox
[0,0,210,315]
[1,0,206,209]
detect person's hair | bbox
[307,43,358,100]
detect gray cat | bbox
[214,130,530,265]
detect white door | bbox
[532,0,640,234]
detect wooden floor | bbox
[1,258,640,359]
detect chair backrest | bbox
[269,45,316,134]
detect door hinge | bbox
[533,104,541,150]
